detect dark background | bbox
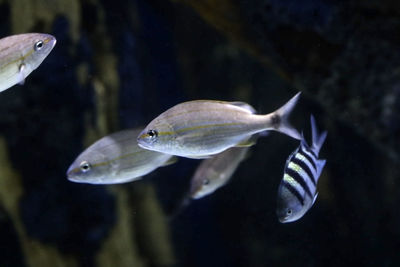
[0,0,399,266]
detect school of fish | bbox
[0,32,327,223]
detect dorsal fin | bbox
[228,102,256,114]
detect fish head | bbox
[276,183,308,223]
[190,169,221,199]
[23,33,56,71]
[67,150,111,184]
[137,117,178,154]
[190,177,212,199]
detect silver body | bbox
[0,33,56,92]
[190,146,250,199]
[276,115,327,223]
[67,128,174,184]
[137,93,301,158]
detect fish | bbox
[0,33,56,92]
[67,128,176,184]
[190,146,250,199]
[137,92,301,158]
[276,115,327,223]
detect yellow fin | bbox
[235,139,256,147]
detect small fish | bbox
[276,115,327,223]
[190,146,250,199]
[137,92,301,158]
[67,128,176,184]
[0,33,56,92]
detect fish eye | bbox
[286,209,292,215]
[147,130,158,138]
[34,40,44,51]
[80,161,91,172]
[203,179,210,185]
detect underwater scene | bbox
[0,0,399,266]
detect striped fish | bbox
[67,128,176,184]
[0,33,56,92]
[137,92,301,159]
[276,115,327,223]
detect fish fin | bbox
[271,92,302,140]
[300,131,312,150]
[228,101,256,114]
[162,156,178,167]
[312,192,319,206]
[235,139,256,147]
[18,64,26,85]
[315,159,326,179]
[310,114,327,156]
[186,154,212,159]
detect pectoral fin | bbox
[18,64,26,85]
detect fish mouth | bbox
[66,165,81,182]
[190,186,207,199]
[48,36,57,49]
[137,131,149,147]
[276,209,290,223]
[66,174,82,183]
[278,216,289,223]
[43,34,57,49]
[66,164,79,176]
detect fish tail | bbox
[268,92,302,140]
[310,114,327,156]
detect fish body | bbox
[276,115,327,223]
[0,33,56,92]
[190,146,250,199]
[137,92,301,158]
[67,128,174,184]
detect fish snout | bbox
[66,160,84,182]
[45,34,57,49]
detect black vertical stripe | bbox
[302,144,318,158]
[286,167,313,199]
[299,148,317,170]
[282,180,304,205]
[292,157,316,186]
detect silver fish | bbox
[0,33,56,92]
[190,146,250,199]
[276,115,327,223]
[67,128,175,184]
[137,92,301,158]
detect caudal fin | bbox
[310,114,327,156]
[271,92,302,140]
